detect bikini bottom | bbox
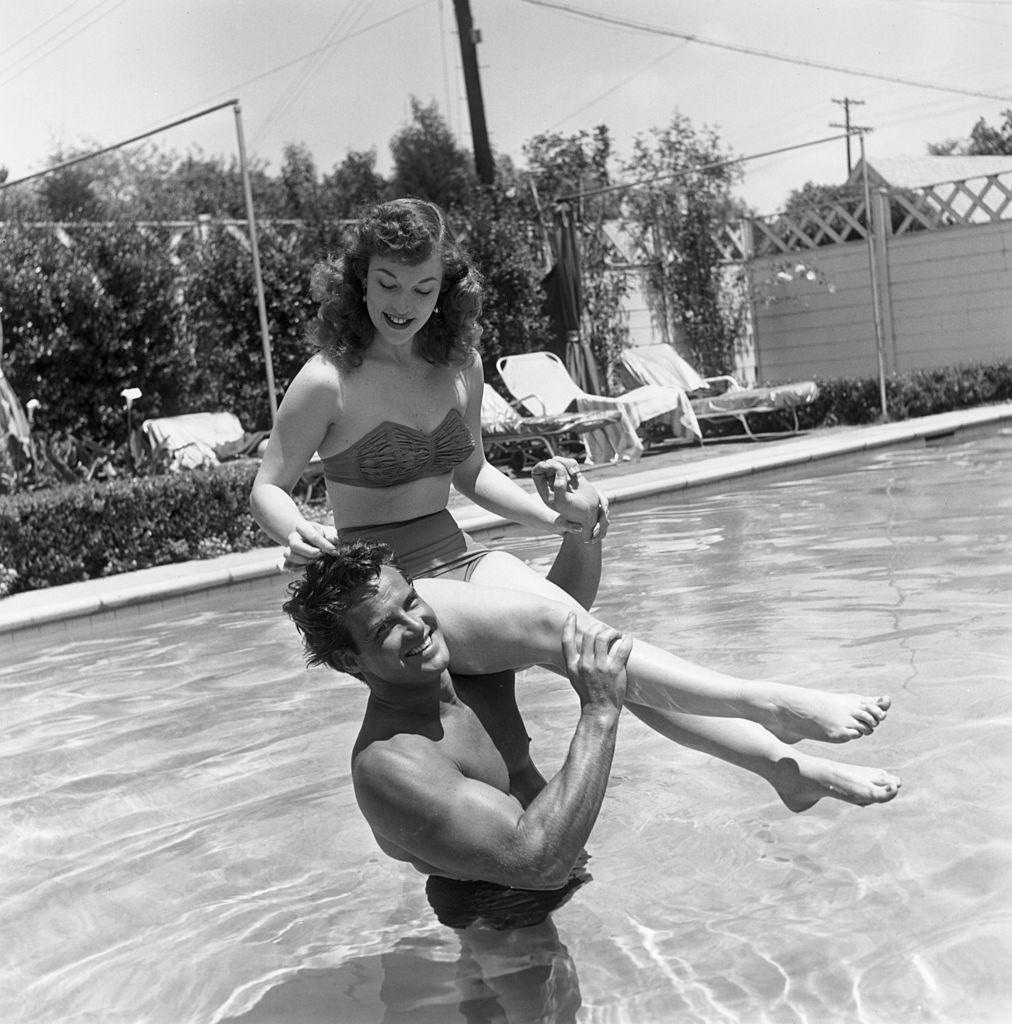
[337,509,491,582]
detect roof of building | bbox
[848,155,1012,189]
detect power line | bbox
[555,130,864,202]
[0,0,129,88]
[253,0,377,146]
[0,0,88,61]
[516,0,1012,103]
[190,0,434,109]
[548,41,690,132]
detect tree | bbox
[621,113,745,377]
[36,147,111,221]
[928,108,1012,156]
[279,143,322,221]
[455,186,552,378]
[322,148,389,218]
[522,126,616,212]
[521,127,629,392]
[389,98,476,210]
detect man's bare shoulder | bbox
[352,732,455,801]
[351,732,465,836]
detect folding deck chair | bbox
[496,351,701,464]
[480,385,622,473]
[618,344,820,442]
[138,411,326,499]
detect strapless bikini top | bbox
[320,408,475,488]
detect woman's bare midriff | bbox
[326,474,456,530]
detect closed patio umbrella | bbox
[542,203,601,396]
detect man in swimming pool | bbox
[283,542,901,899]
[284,538,629,893]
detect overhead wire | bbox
[13,0,435,176]
[0,0,88,61]
[0,0,130,89]
[547,41,690,132]
[515,0,1012,103]
[252,0,377,148]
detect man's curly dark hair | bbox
[282,539,409,675]
[308,197,484,370]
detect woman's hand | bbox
[280,519,340,572]
[532,458,610,542]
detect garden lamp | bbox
[121,387,142,442]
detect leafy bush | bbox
[0,223,184,442]
[803,361,1012,427]
[0,462,271,595]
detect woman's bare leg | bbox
[428,554,892,745]
[627,706,901,811]
[419,564,900,808]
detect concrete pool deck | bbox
[3,403,1009,643]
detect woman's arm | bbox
[250,357,339,561]
[452,358,601,537]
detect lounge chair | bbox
[618,344,820,442]
[480,385,622,473]
[138,411,325,499]
[496,351,701,464]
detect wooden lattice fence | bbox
[720,172,1012,383]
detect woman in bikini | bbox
[251,198,900,811]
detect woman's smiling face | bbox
[364,253,442,347]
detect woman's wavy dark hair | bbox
[308,198,484,369]
[282,539,409,677]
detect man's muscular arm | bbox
[354,618,630,889]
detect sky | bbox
[3,0,1012,214]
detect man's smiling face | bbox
[340,565,450,684]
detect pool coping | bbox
[3,403,1009,642]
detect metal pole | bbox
[859,132,889,420]
[0,99,239,193]
[232,101,278,425]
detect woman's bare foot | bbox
[755,686,892,744]
[772,753,901,813]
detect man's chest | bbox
[439,701,511,794]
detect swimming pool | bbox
[3,428,1010,1023]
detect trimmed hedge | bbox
[0,461,271,596]
[798,361,1012,429]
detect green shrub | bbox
[0,462,271,595]
[807,361,1012,427]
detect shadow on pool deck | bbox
[2,406,1010,642]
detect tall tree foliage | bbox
[928,109,1012,156]
[621,113,745,377]
[455,184,552,378]
[389,98,477,210]
[522,127,629,392]
[323,148,388,218]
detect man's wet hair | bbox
[282,539,408,672]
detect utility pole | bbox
[452,0,495,185]
[830,97,866,176]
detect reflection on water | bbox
[2,429,1011,1023]
[222,914,581,1024]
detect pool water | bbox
[3,428,1010,1023]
